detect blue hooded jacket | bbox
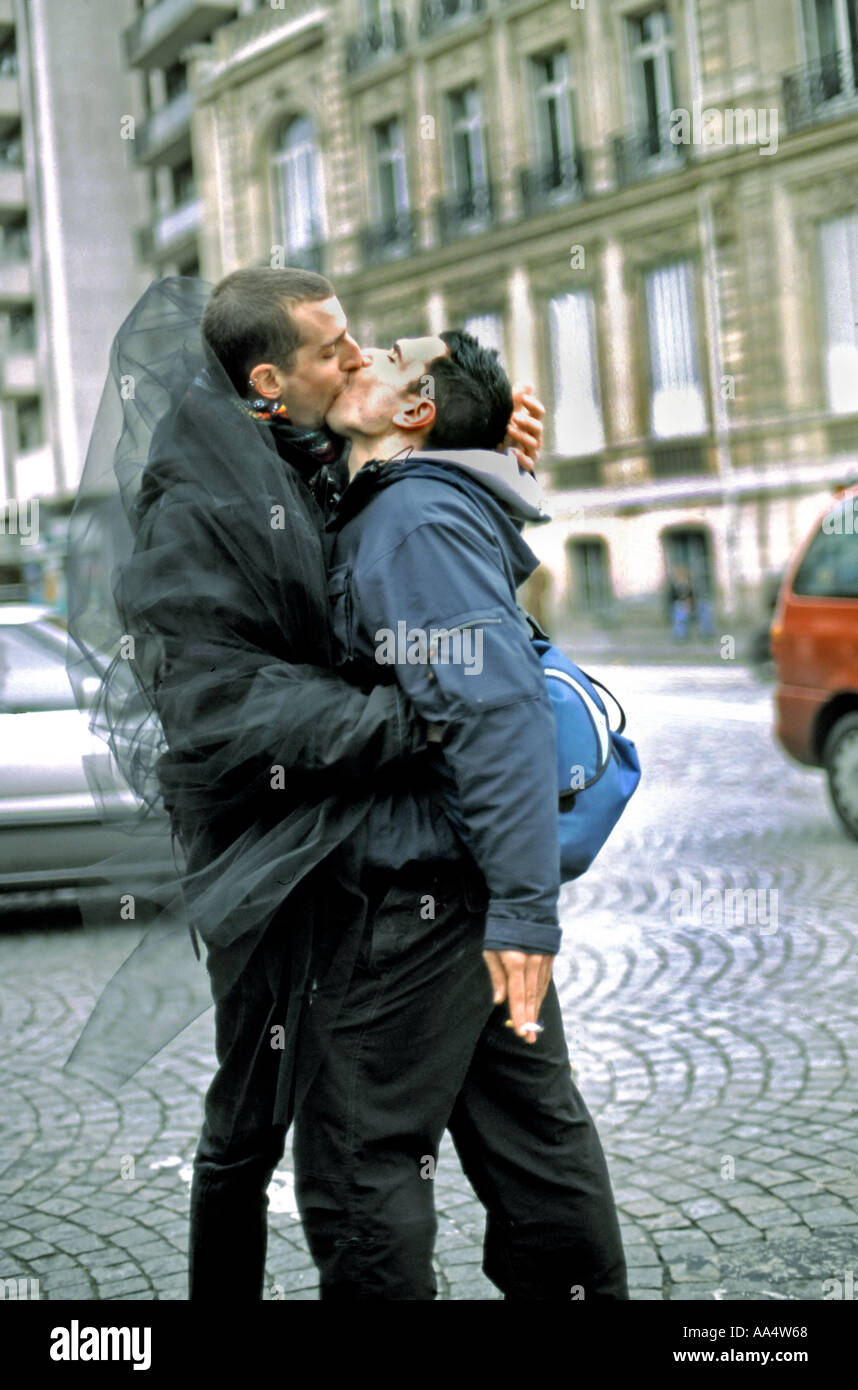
[327,449,561,956]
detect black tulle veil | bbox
[63,277,375,1097]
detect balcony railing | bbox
[135,89,193,166]
[418,0,485,41]
[360,210,417,266]
[519,150,585,216]
[782,49,858,131]
[139,198,201,261]
[613,114,689,188]
[551,455,602,490]
[156,197,201,251]
[346,11,405,75]
[123,0,236,70]
[278,240,325,274]
[436,182,495,242]
[648,440,708,478]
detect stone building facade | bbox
[186,0,858,631]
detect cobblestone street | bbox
[1,662,856,1302]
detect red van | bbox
[771,486,858,840]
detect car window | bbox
[792,502,858,599]
[0,624,77,712]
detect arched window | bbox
[270,115,323,262]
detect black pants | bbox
[188,916,293,1301]
[292,862,628,1301]
[187,859,370,1301]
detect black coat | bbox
[65,347,424,1093]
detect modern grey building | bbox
[0,0,148,605]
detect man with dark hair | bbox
[415,329,513,450]
[100,272,545,1302]
[285,331,629,1301]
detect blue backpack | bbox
[531,635,642,882]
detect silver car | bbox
[0,604,170,897]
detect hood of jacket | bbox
[329,448,548,592]
[332,447,550,528]
[403,448,551,525]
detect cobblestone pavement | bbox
[1,663,856,1301]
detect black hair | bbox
[414,329,513,450]
[201,266,335,395]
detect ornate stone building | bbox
[186,0,858,629]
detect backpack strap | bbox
[581,671,628,735]
[518,604,550,642]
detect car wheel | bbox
[823,713,858,841]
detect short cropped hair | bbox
[415,330,513,451]
[202,267,335,395]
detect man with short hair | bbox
[94,268,544,1301]
[286,330,629,1301]
[201,266,363,429]
[117,268,421,1302]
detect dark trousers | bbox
[187,863,368,1301]
[292,863,628,1301]
[188,919,293,1301]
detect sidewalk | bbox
[552,623,768,668]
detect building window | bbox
[644,261,707,438]
[361,0,396,24]
[462,312,505,365]
[16,399,43,453]
[164,62,188,102]
[171,159,196,207]
[801,0,858,98]
[819,211,858,413]
[627,7,677,150]
[271,115,323,259]
[9,307,35,352]
[0,217,29,261]
[419,0,484,39]
[0,129,22,168]
[363,117,412,262]
[548,291,605,456]
[568,538,612,613]
[530,50,578,184]
[447,85,489,210]
[0,37,18,77]
[373,117,409,225]
[347,1,403,74]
